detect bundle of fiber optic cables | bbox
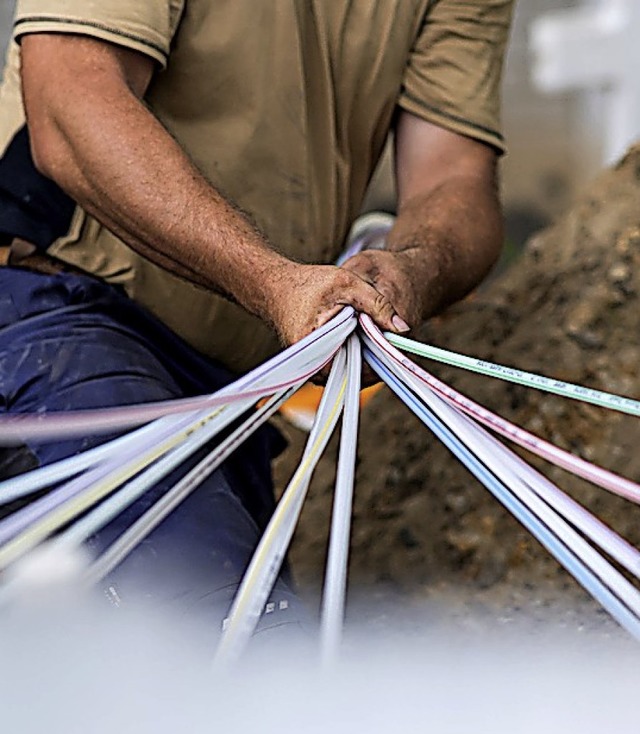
[1,306,640,667]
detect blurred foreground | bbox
[0,582,637,734]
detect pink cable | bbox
[0,309,355,444]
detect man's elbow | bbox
[20,36,79,187]
[26,112,69,185]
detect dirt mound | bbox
[275,144,640,614]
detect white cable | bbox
[369,340,640,621]
[320,335,361,666]
[82,386,301,585]
[214,348,349,667]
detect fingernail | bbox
[392,315,410,332]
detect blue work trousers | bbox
[0,268,303,639]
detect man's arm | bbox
[342,110,503,329]
[20,34,409,346]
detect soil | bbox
[273,143,640,632]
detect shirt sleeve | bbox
[399,0,514,154]
[13,0,185,69]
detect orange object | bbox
[278,382,382,431]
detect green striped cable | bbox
[385,333,640,417]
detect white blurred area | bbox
[0,1,12,51]
[530,0,640,168]
[0,541,636,731]
[1,592,639,734]
[506,0,640,231]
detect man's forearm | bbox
[23,41,293,326]
[387,173,503,320]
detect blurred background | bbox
[1,0,638,257]
[362,0,639,261]
[0,1,11,60]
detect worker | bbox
[0,1,513,639]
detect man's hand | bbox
[340,249,423,333]
[264,261,409,347]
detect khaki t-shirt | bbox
[0,0,513,373]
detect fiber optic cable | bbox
[320,335,361,666]
[215,348,349,666]
[364,349,640,641]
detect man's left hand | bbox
[340,248,423,333]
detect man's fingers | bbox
[348,280,410,334]
[313,303,347,333]
[341,254,413,332]
[276,263,411,350]
[391,313,411,332]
